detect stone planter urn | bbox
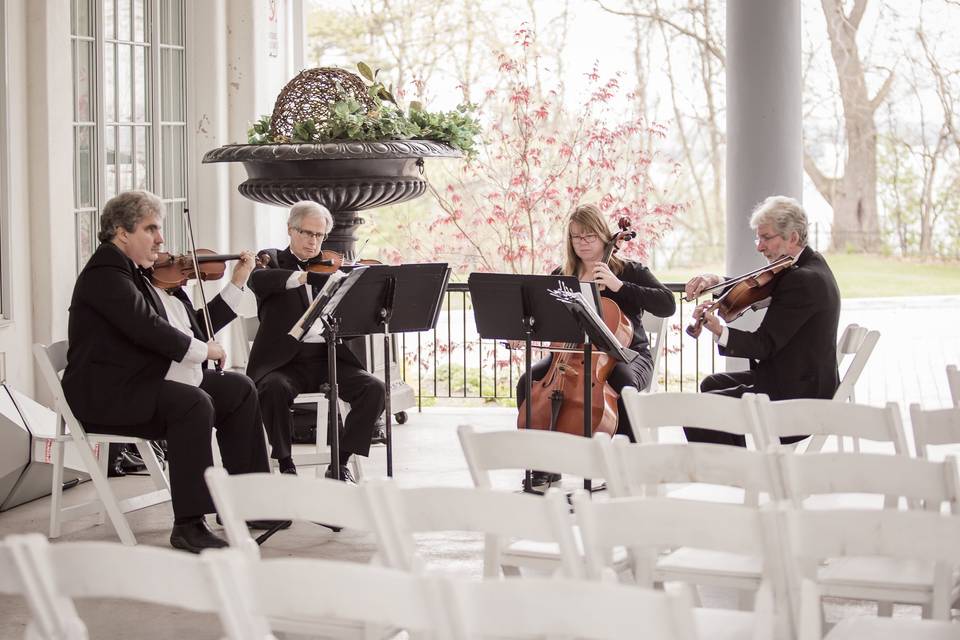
[201,139,461,260]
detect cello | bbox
[517,218,636,437]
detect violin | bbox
[685,254,796,338]
[518,217,636,438]
[150,249,266,289]
[295,249,383,274]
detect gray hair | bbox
[749,195,808,247]
[98,190,165,243]
[287,201,333,231]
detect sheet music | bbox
[549,288,637,363]
[288,269,358,342]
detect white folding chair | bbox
[620,387,765,447]
[570,493,780,638]
[206,551,446,640]
[780,451,960,617]
[0,535,67,640]
[456,425,617,576]
[240,316,360,479]
[780,507,960,634]
[366,481,581,578]
[832,323,880,404]
[642,312,670,393]
[799,579,959,640]
[947,365,959,408]
[779,451,960,513]
[5,534,267,640]
[32,342,171,545]
[204,467,379,559]
[751,395,909,455]
[606,439,785,505]
[911,403,960,461]
[444,575,701,640]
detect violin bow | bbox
[182,207,222,374]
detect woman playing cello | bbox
[515,204,676,486]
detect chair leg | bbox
[136,440,171,492]
[48,437,66,539]
[76,436,137,545]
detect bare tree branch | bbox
[803,151,836,204]
[592,0,726,65]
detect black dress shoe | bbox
[215,515,292,531]
[528,471,561,487]
[324,464,357,484]
[169,520,228,553]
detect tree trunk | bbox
[811,0,892,251]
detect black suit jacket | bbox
[246,247,363,384]
[720,246,841,400]
[63,243,236,426]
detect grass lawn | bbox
[655,253,960,298]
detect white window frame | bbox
[0,0,11,322]
[72,0,189,271]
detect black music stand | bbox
[297,263,450,478]
[469,273,636,493]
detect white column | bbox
[26,0,74,397]
[724,0,802,367]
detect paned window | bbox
[71,0,188,270]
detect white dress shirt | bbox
[152,282,244,387]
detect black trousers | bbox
[683,370,806,446]
[516,351,653,441]
[258,353,385,460]
[85,371,269,519]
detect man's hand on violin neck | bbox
[230,250,257,288]
[684,273,721,301]
[206,340,226,368]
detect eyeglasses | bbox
[569,232,600,243]
[292,227,327,241]
[755,233,780,245]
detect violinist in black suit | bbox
[63,190,273,553]
[683,195,841,447]
[247,201,385,481]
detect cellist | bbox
[515,204,676,487]
[683,195,841,447]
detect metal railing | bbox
[397,283,719,409]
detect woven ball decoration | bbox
[268,68,377,140]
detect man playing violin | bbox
[63,190,275,552]
[683,195,841,446]
[247,201,385,480]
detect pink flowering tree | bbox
[383,26,687,276]
[383,27,687,400]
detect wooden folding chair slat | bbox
[751,395,908,454]
[205,551,446,639]
[204,467,378,559]
[367,481,581,578]
[779,451,960,513]
[620,387,764,446]
[445,576,701,640]
[947,365,959,408]
[911,404,960,460]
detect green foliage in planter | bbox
[247,63,481,158]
